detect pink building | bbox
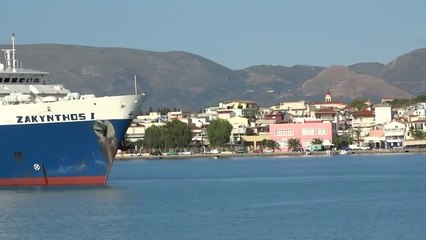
[269,120,336,152]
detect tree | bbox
[410,126,425,140]
[350,98,368,111]
[414,95,426,103]
[333,135,353,149]
[206,119,233,147]
[143,125,163,149]
[262,139,280,150]
[287,138,301,152]
[162,119,192,148]
[353,127,362,146]
[311,138,323,144]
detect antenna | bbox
[11,33,16,71]
[134,75,138,95]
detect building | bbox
[217,110,236,119]
[126,121,165,142]
[219,100,259,118]
[228,116,250,144]
[364,128,385,149]
[273,100,313,118]
[351,109,375,143]
[374,103,392,125]
[314,107,339,122]
[167,111,191,120]
[313,91,347,110]
[268,120,336,152]
[383,121,406,148]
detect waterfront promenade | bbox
[115,148,424,160]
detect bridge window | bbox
[4,78,10,83]
[19,78,25,83]
[11,78,18,83]
[26,78,32,83]
[34,78,40,83]
[0,78,2,82]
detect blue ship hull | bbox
[0,119,132,186]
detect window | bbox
[0,78,2,82]
[274,129,294,136]
[302,128,314,135]
[26,78,32,83]
[19,78,25,83]
[11,78,17,83]
[279,140,288,147]
[4,78,10,83]
[316,128,328,135]
[34,78,40,83]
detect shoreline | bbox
[115,148,425,160]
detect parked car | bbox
[150,150,162,156]
[234,149,247,154]
[206,149,220,154]
[179,151,192,155]
[294,147,304,152]
[167,150,177,156]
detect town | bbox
[124,91,426,156]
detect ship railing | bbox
[0,94,38,106]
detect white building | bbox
[374,103,392,125]
[228,116,250,144]
[384,121,405,148]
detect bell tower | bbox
[325,90,332,102]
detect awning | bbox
[322,139,334,146]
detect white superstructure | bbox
[0,34,145,125]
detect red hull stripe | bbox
[0,176,107,186]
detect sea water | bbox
[1,153,426,240]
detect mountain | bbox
[299,65,413,102]
[1,43,424,110]
[378,48,426,95]
[348,62,385,76]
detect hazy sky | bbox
[2,0,426,69]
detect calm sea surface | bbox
[1,153,426,240]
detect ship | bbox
[0,34,146,186]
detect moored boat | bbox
[0,34,146,186]
[339,149,349,155]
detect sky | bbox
[2,0,426,69]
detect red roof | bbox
[315,107,337,114]
[369,129,384,137]
[352,109,374,117]
[313,101,345,105]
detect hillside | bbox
[379,48,426,95]
[1,43,425,110]
[299,65,413,101]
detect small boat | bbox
[339,150,349,155]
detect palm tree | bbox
[262,139,280,151]
[311,138,323,145]
[353,127,362,146]
[287,138,301,152]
